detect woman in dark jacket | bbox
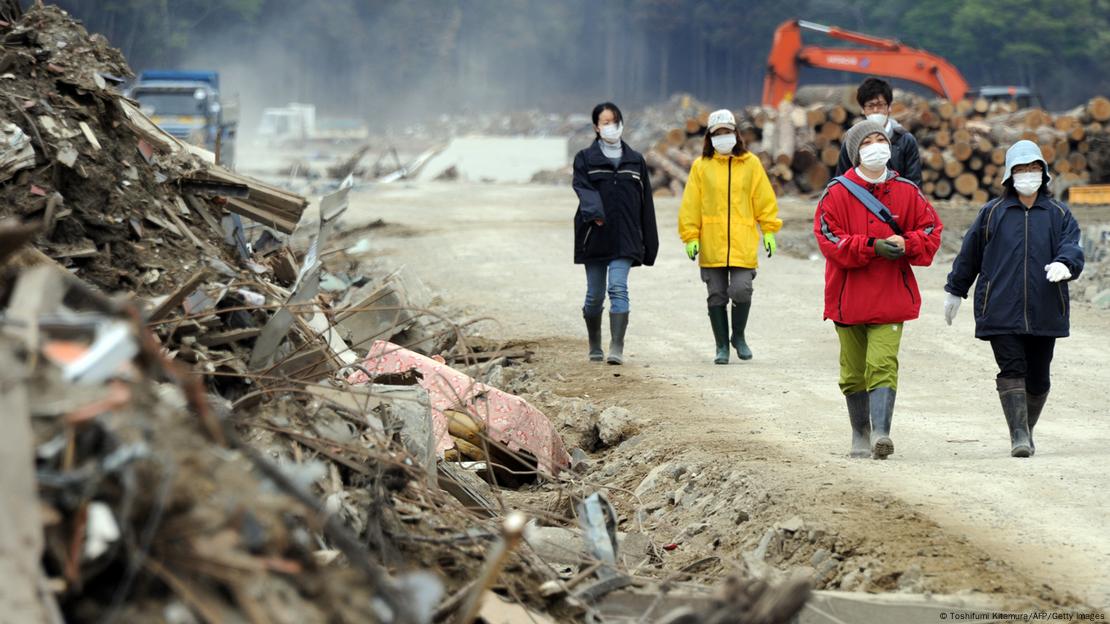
[571,102,659,365]
[944,140,1084,458]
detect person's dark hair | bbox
[857,77,894,108]
[592,102,623,139]
[701,128,747,159]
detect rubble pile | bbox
[1,6,813,623]
[0,6,307,294]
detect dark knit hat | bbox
[843,120,888,167]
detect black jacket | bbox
[945,192,1084,338]
[572,140,659,266]
[836,122,922,186]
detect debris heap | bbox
[1,5,813,624]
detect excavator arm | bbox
[762,20,969,106]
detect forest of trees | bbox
[51,0,1110,123]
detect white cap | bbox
[707,109,736,133]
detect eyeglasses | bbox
[1012,163,1043,174]
[862,99,889,113]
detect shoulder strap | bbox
[830,176,904,235]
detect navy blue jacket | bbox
[572,140,659,266]
[945,192,1084,338]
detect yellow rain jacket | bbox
[678,152,782,269]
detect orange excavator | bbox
[762,19,969,106]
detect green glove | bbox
[874,239,905,260]
[685,240,699,260]
[763,232,777,257]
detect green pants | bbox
[836,323,903,395]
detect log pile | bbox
[643,90,1110,203]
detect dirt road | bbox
[345,181,1110,608]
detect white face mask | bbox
[599,122,622,144]
[865,113,889,129]
[859,142,891,170]
[1012,171,1042,196]
[711,134,737,154]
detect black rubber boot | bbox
[845,391,871,458]
[606,312,628,365]
[1027,391,1048,456]
[584,313,603,362]
[708,305,730,365]
[868,387,896,460]
[997,378,1032,458]
[730,301,754,361]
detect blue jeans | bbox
[583,258,632,316]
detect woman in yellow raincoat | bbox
[678,109,782,364]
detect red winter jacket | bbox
[813,168,943,325]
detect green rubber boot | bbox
[730,301,753,361]
[708,305,730,365]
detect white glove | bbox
[1045,262,1072,283]
[944,293,961,326]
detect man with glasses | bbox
[835,77,923,186]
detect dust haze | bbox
[177,3,636,135]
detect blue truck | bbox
[127,70,237,168]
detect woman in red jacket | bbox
[813,120,943,460]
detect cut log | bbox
[991,147,1007,166]
[934,178,953,199]
[820,145,841,167]
[790,145,818,174]
[943,153,964,178]
[953,128,972,144]
[953,141,973,161]
[971,188,990,203]
[774,102,796,167]
[806,106,828,128]
[828,105,848,125]
[936,101,955,120]
[819,121,843,141]
[973,98,990,114]
[921,181,936,195]
[666,147,695,169]
[1068,152,1088,172]
[923,148,944,171]
[685,118,703,134]
[968,156,984,172]
[1041,143,1057,164]
[771,162,794,182]
[1054,158,1072,175]
[954,172,979,197]
[665,128,686,146]
[645,150,689,184]
[934,129,951,148]
[795,85,858,109]
[802,162,830,192]
[1087,96,1110,122]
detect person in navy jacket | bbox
[944,140,1084,458]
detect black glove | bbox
[874,239,905,260]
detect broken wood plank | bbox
[224,198,299,234]
[196,328,261,348]
[148,270,209,322]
